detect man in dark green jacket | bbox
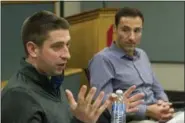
[1,10,144,123]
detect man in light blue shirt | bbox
[88,7,175,123]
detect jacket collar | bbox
[19,57,64,94]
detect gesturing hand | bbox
[65,85,116,123]
[123,85,145,113]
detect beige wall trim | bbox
[64,68,83,76]
[54,1,60,16]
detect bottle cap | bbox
[116,89,123,94]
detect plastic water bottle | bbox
[111,90,126,123]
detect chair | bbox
[165,90,185,111]
[84,68,90,82]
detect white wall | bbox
[152,63,184,91]
[63,1,81,17]
[54,1,60,16]
[55,1,81,17]
[62,1,184,91]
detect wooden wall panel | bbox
[66,8,118,68]
[67,19,99,68]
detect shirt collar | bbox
[109,41,140,60]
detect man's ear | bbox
[26,41,39,58]
[113,24,117,40]
[113,24,117,33]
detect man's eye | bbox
[55,45,62,48]
[52,45,63,50]
[135,28,142,33]
[122,28,130,32]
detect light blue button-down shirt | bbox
[88,42,169,120]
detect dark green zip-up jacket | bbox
[1,58,83,123]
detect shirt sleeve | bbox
[88,54,115,102]
[151,72,169,102]
[142,49,169,102]
[1,88,45,123]
[130,104,147,120]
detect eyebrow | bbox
[51,41,64,46]
[51,40,70,46]
[122,25,142,30]
[123,25,130,28]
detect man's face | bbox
[115,16,143,55]
[36,29,71,76]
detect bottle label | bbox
[112,103,126,113]
[111,103,126,123]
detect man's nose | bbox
[61,46,71,60]
[129,31,135,41]
[64,50,71,60]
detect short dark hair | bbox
[115,7,144,27]
[21,10,70,55]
